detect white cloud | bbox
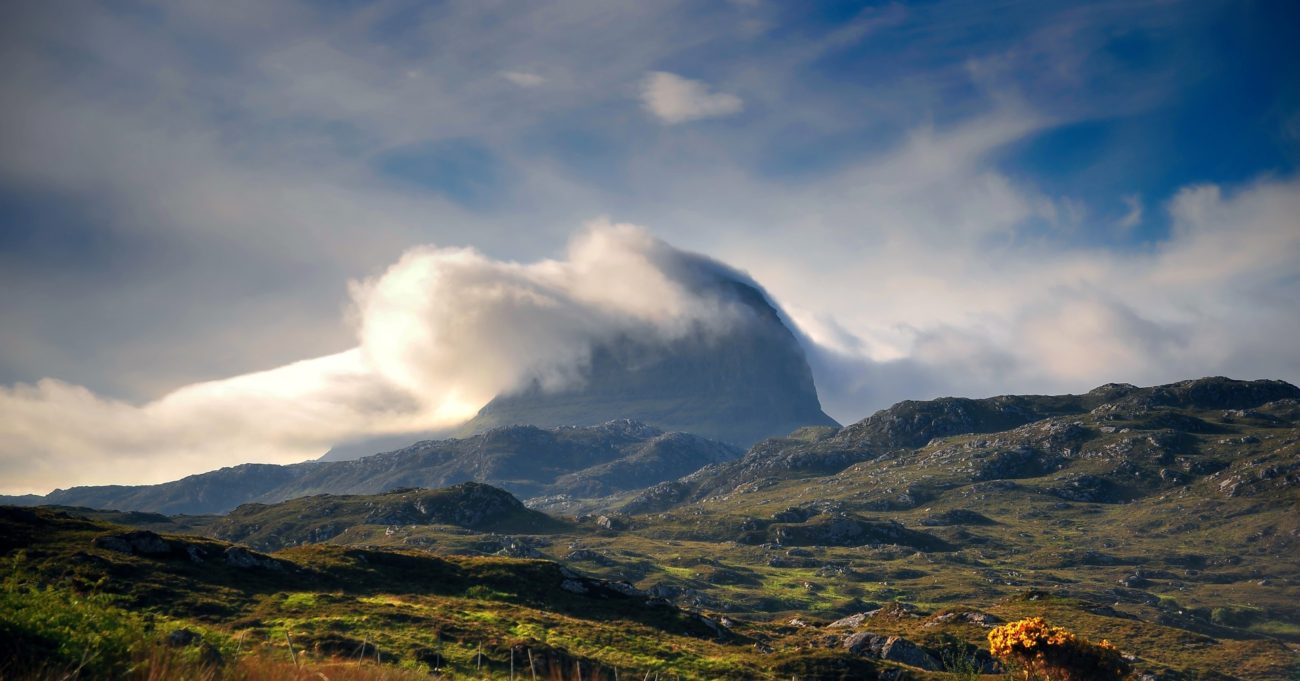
[684,110,1300,417]
[640,72,744,124]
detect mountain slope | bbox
[26,421,741,515]
[649,377,1300,504]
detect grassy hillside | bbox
[205,483,567,552]
[5,377,1298,679]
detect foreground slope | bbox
[0,506,771,680]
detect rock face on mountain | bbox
[459,279,839,447]
[28,421,740,515]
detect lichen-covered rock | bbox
[827,612,869,629]
[847,634,941,670]
[595,514,626,531]
[844,632,941,669]
[925,609,1003,627]
[878,636,942,670]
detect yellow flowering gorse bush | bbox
[988,617,1130,681]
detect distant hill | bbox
[20,421,740,515]
[206,483,563,551]
[620,376,1300,510]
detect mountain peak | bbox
[460,280,838,446]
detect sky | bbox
[1,0,1298,494]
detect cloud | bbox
[502,71,546,87]
[780,172,1300,417]
[640,72,744,124]
[0,222,760,494]
[1116,194,1143,231]
[677,103,1298,418]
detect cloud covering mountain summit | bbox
[0,222,815,493]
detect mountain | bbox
[20,420,740,515]
[318,430,454,462]
[457,278,839,448]
[630,376,1300,507]
[314,279,838,463]
[0,493,43,506]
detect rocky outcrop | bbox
[843,632,942,670]
[223,546,284,570]
[92,530,171,556]
[769,514,949,551]
[620,481,691,515]
[972,447,1059,481]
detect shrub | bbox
[988,617,1131,681]
[2,555,148,678]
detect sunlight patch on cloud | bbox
[640,72,744,124]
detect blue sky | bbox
[1,0,1299,492]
